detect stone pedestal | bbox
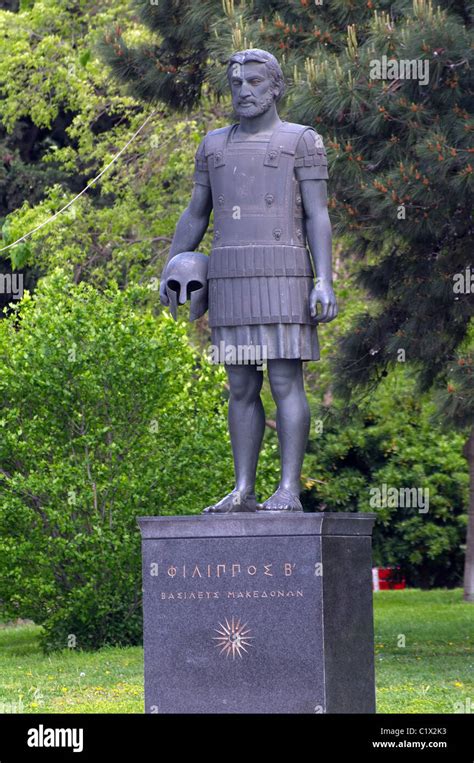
[138,512,376,714]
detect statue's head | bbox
[226,49,285,118]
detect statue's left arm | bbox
[300,178,338,323]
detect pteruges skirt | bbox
[210,323,320,364]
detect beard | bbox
[233,90,276,118]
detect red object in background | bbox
[372,566,406,591]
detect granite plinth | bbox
[138,512,376,714]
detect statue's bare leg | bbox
[203,364,265,513]
[260,359,309,512]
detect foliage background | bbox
[0,0,471,649]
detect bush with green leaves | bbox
[302,369,468,588]
[0,270,278,650]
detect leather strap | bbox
[204,124,236,167]
[263,122,312,168]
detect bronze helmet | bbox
[164,251,208,322]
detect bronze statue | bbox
[160,49,338,513]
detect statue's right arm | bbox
[160,183,213,306]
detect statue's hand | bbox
[309,279,338,323]
[159,275,169,307]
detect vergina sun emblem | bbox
[213,616,254,659]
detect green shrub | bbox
[0,269,278,650]
[302,369,468,588]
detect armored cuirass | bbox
[205,121,317,328]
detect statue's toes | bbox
[202,492,257,514]
[202,505,217,514]
[259,489,303,512]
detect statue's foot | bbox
[202,489,258,514]
[259,487,303,512]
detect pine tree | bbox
[99,0,211,109]
[102,0,474,596]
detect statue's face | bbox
[228,61,277,118]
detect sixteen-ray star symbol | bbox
[213,617,254,659]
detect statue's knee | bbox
[228,370,262,403]
[268,360,304,401]
[269,373,294,402]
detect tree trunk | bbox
[463,426,474,601]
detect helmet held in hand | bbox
[164,251,208,322]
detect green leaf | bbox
[10,243,31,271]
[79,50,91,67]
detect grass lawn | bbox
[374,589,473,713]
[0,589,472,713]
